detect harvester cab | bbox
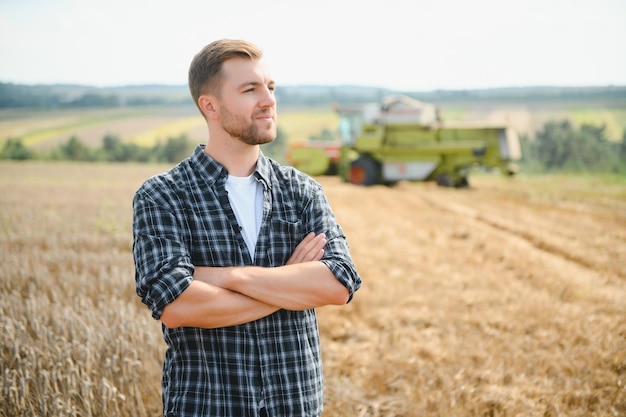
[337,96,438,145]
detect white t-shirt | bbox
[225,174,264,259]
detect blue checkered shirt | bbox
[133,145,362,417]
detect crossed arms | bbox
[160,232,350,329]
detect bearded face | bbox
[220,103,276,146]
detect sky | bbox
[0,0,624,92]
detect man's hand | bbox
[195,232,327,287]
[286,232,326,265]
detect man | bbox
[132,39,362,417]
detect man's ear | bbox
[198,95,219,120]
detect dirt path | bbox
[316,175,626,416]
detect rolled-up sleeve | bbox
[306,186,362,303]
[132,188,194,320]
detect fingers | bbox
[302,233,326,261]
[286,232,327,265]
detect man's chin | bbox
[258,136,276,146]
[244,134,275,146]
[259,129,277,144]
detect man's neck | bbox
[204,138,259,177]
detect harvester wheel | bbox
[455,177,470,188]
[349,156,380,186]
[436,174,453,187]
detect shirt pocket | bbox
[268,218,304,266]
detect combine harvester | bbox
[287,95,521,187]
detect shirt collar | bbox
[253,150,272,190]
[191,144,272,190]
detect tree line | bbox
[3,82,625,109]
[0,129,288,165]
[0,83,191,108]
[519,120,626,174]
[1,120,624,174]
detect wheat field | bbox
[1,161,625,416]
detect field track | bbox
[318,174,625,416]
[1,162,625,416]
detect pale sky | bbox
[0,0,624,91]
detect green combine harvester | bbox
[287,95,521,187]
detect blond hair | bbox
[188,39,263,112]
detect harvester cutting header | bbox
[286,95,521,187]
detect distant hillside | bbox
[1,82,624,109]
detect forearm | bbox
[195,262,349,311]
[160,280,279,329]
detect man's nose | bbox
[259,87,276,107]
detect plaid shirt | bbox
[133,145,361,417]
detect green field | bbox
[569,107,626,141]
[0,105,339,150]
[1,101,625,152]
[0,106,206,149]
[438,103,626,141]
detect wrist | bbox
[226,266,246,292]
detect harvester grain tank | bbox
[287,95,521,187]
